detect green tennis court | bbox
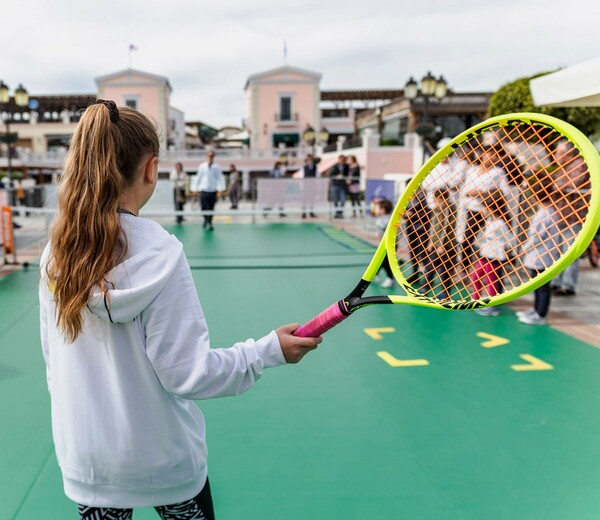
[2,221,600,519]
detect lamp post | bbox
[404,72,448,162]
[303,124,316,153]
[0,81,29,188]
[319,127,329,150]
[303,125,329,155]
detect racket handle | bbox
[294,300,350,337]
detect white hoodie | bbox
[39,214,286,508]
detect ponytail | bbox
[47,102,159,342]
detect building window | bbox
[279,96,291,121]
[124,96,139,110]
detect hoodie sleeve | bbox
[38,245,52,393]
[141,253,286,400]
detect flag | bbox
[129,44,138,52]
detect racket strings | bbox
[392,122,592,304]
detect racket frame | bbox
[379,112,600,310]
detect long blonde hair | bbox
[47,101,159,342]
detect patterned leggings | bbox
[77,478,214,520]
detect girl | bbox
[39,100,322,519]
[517,174,562,325]
[471,189,515,316]
[459,145,510,274]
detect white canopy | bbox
[530,57,600,107]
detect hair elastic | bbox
[95,99,120,123]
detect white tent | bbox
[530,57,600,107]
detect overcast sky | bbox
[1,0,598,127]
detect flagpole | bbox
[128,44,138,69]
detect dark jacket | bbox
[328,162,349,187]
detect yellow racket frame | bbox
[362,113,600,310]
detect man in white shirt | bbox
[191,151,225,230]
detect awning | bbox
[272,133,299,146]
[530,57,600,107]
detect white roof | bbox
[95,68,172,91]
[530,57,600,107]
[245,65,322,89]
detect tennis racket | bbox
[294,113,600,337]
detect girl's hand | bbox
[276,324,323,364]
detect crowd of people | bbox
[168,143,589,327]
[169,152,365,226]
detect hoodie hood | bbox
[88,235,183,323]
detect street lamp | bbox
[319,127,329,147]
[404,72,448,161]
[0,81,29,188]
[303,125,329,154]
[303,124,316,147]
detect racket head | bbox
[375,113,600,310]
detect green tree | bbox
[489,72,600,137]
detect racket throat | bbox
[344,279,393,312]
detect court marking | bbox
[363,327,395,340]
[376,351,430,367]
[318,225,375,253]
[511,354,554,371]
[477,332,510,348]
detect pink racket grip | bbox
[294,300,350,337]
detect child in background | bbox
[374,198,396,288]
[39,100,322,520]
[517,174,562,325]
[421,187,457,301]
[471,189,515,316]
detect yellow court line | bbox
[511,354,554,371]
[377,351,430,368]
[364,327,395,340]
[477,332,510,348]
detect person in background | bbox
[517,174,562,325]
[374,198,396,288]
[347,155,362,217]
[551,141,588,297]
[227,164,240,210]
[328,154,349,218]
[403,186,431,286]
[421,187,456,301]
[471,189,515,316]
[191,151,225,231]
[39,100,322,520]
[459,145,510,275]
[302,154,319,218]
[170,162,186,224]
[269,161,287,217]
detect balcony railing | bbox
[274,113,299,123]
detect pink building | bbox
[95,69,172,150]
[245,65,321,150]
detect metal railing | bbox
[274,113,298,122]
[162,147,306,162]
